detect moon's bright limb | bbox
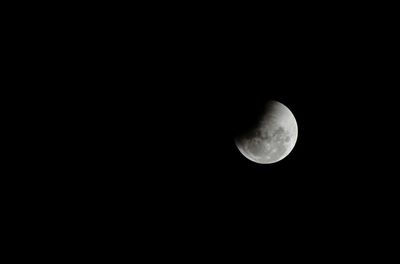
[235,100,298,164]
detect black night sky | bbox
[84,7,395,235]
[31,4,397,257]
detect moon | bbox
[235,100,298,164]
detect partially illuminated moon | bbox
[235,100,298,164]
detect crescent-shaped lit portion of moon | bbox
[235,100,298,164]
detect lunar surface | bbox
[235,100,298,164]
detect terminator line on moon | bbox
[235,100,298,164]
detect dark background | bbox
[82,7,397,246]
[11,3,397,257]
